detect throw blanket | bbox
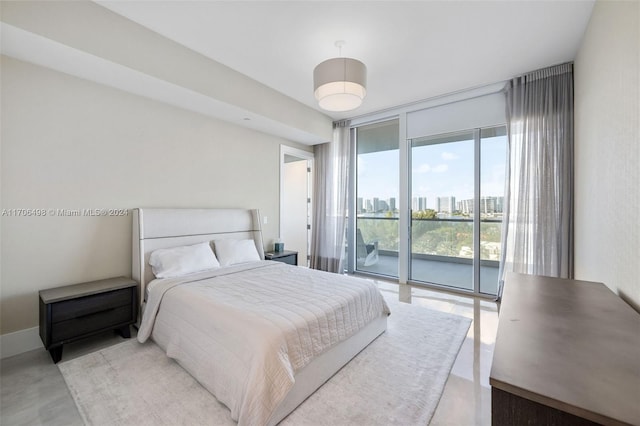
[138,261,390,426]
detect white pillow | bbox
[214,239,261,267]
[149,242,220,278]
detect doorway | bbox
[280,145,313,266]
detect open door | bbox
[280,146,313,266]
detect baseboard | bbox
[1,327,43,359]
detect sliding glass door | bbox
[408,127,506,295]
[410,131,476,291]
[350,115,506,296]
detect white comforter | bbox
[138,261,390,426]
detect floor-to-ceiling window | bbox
[349,89,506,296]
[351,120,506,296]
[354,119,399,277]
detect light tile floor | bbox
[0,280,498,425]
[376,280,497,426]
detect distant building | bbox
[357,197,364,213]
[365,199,373,212]
[412,196,427,211]
[459,199,474,214]
[458,196,504,214]
[437,196,456,214]
[389,197,396,212]
[479,197,496,214]
[419,197,427,210]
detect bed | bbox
[132,208,389,426]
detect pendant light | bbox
[313,41,367,112]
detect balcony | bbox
[355,216,501,296]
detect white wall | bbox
[0,56,312,336]
[574,0,639,310]
[282,160,309,265]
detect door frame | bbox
[279,145,314,265]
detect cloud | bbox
[413,163,449,174]
[413,164,431,173]
[441,152,459,160]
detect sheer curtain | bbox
[498,63,574,297]
[310,120,351,273]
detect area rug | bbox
[58,294,471,425]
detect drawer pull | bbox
[75,307,117,319]
[51,305,133,343]
[51,288,132,322]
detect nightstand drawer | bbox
[278,254,297,265]
[51,288,131,323]
[51,305,133,342]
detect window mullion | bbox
[473,129,482,293]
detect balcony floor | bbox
[358,253,499,295]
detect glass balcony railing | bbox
[354,216,501,295]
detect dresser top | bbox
[39,277,137,303]
[490,272,640,425]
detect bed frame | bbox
[131,208,387,425]
[132,208,265,300]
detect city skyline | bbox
[357,134,507,211]
[357,195,504,215]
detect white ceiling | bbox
[98,0,595,121]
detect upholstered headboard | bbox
[132,208,265,306]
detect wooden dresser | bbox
[490,272,640,426]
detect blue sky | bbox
[357,136,507,210]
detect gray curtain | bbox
[310,120,351,273]
[498,63,574,297]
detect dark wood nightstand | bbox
[39,277,138,363]
[265,250,298,266]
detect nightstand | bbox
[265,250,299,266]
[39,277,138,363]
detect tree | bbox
[411,209,437,220]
